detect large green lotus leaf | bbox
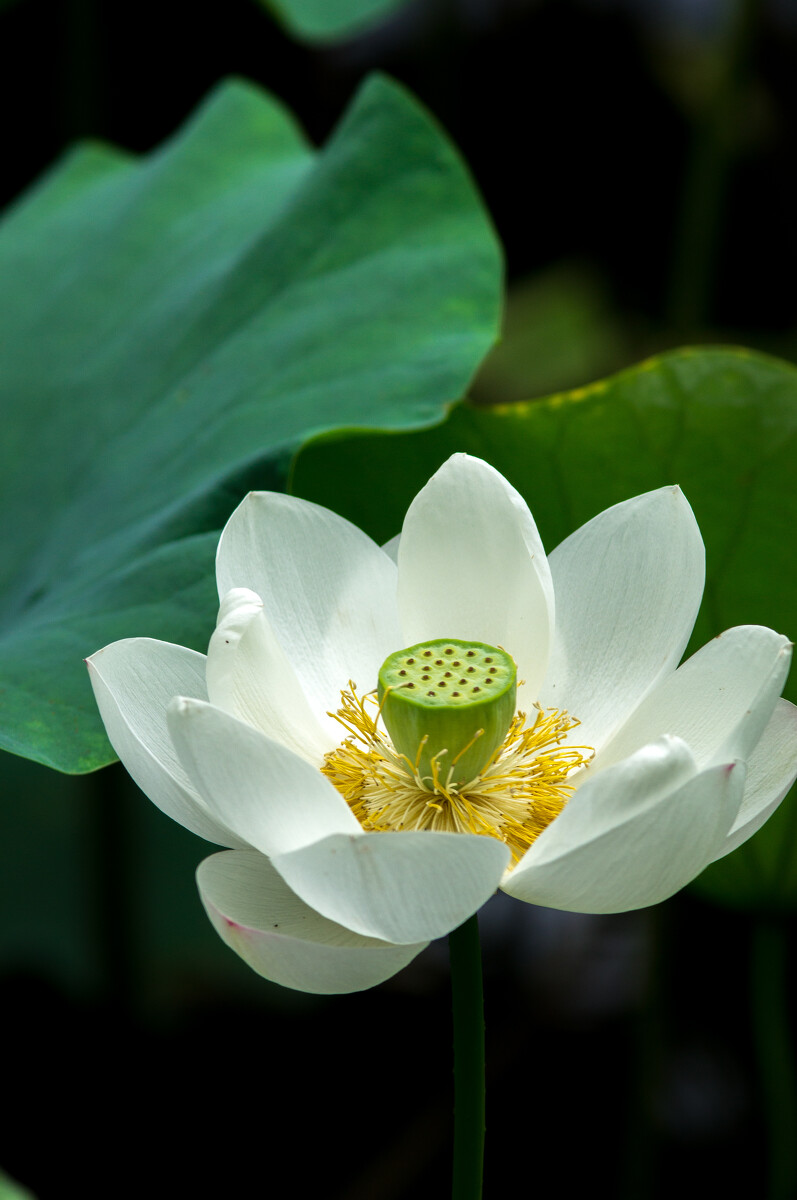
[0,74,501,773]
[291,347,797,911]
[264,0,407,40]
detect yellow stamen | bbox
[321,683,594,864]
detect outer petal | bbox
[595,626,792,772]
[540,487,705,750]
[271,829,510,944]
[205,588,332,762]
[382,533,401,564]
[198,851,427,994]
[713,699,797,858]
[167,697,361,854]
[215,491,401,718]
[397,454,554,702]
[502,737,743,912]
[87,639,245,847]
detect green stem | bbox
[449,912,485,1200]
[751,917,797,1200]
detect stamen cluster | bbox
[322,684,594,863]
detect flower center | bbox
[378,638,517,786]
[322,638,594,863]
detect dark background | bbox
[2,1,796,1196]
[4,0,797,338]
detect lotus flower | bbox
[88,455,797,993]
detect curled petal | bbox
[198,851,428,994]
[215,491,401,716]
[502,737,743,912]
[87,639,245,847]
[713,699,797,859]
[206,587,331,761]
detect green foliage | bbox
[291,346,797,910]
[263,0,408,41]
[0,1170,35,1200]
[0,74,501,773]
[471,264,631,405]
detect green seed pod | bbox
[377,638,517,787]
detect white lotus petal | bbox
[503,736,742,911]
[215,492,401,727]
[540,487,704,750]
[382,533,401,564]
[596,626,792,772]
[397,454,555,702]
[167,697,360,854]
[206,587,331,762]
[198,851,427,994]
[87,639,245,847]
[271,829,510,943]
[517,734,697,854]
[713,700,797,858]
[88,457,797,995]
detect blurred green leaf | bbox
[0,754,99,992]
[0,1169,36,1200]
[472,263,631,405]
[263,0,408,41]
[291,346,797,911]
[0,74,501,774]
